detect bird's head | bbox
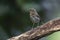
[29,8,37,15]
[29,8,36,12]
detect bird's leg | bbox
[37,22,40,26]
[32,23,35,30]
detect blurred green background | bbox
[0,0,60,40]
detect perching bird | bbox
[29,8,40,29]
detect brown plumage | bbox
[29,8,40,28]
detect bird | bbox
[29,8,40,29]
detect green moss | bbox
[47,31,60,40]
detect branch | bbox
[8,18,60,40]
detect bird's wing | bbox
[35,13,40,18]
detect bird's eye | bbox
[30,9,34,11]
[30,10,34,12]
[32,10,34,12]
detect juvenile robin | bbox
[29,8,40,29]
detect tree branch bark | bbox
[8,18,60,40]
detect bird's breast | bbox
[30,16,40,23]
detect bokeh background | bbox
[0,0,60,40]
